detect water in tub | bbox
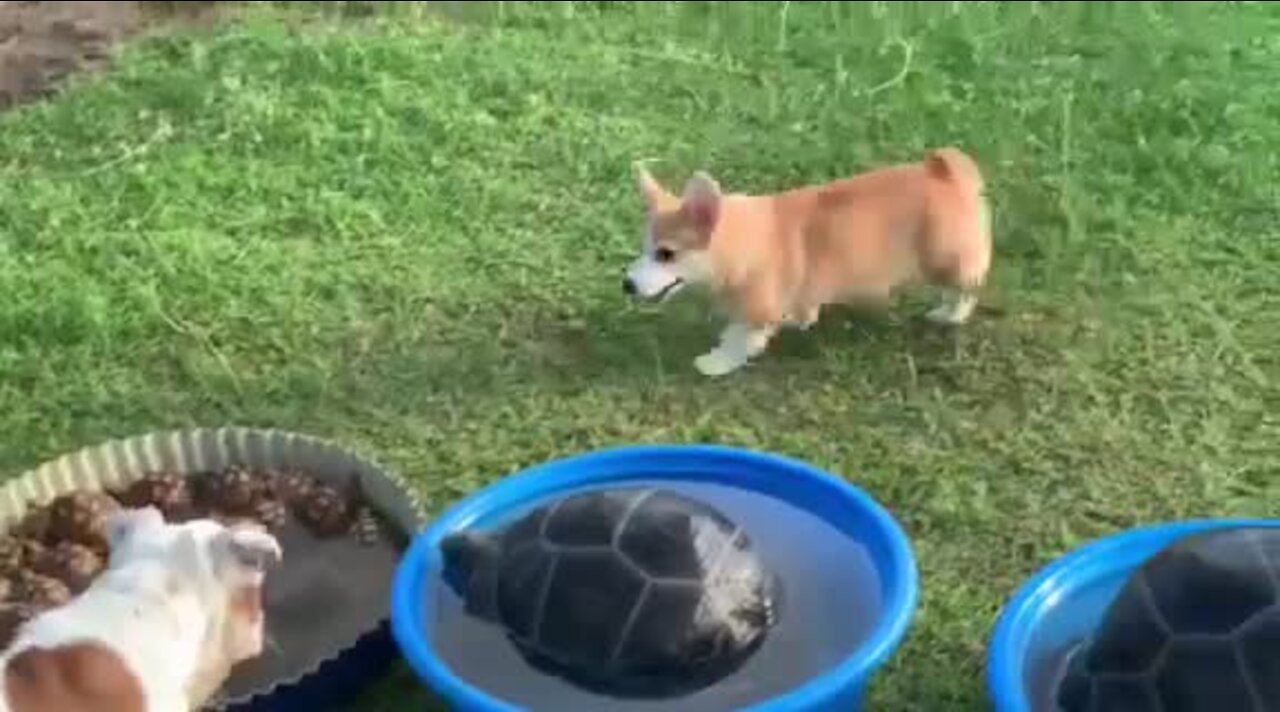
[429,479,886,710]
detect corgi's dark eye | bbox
[654,247,676,263]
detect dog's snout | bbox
[622,278,637,296]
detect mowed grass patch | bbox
[1,2,1277,709]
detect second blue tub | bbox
[988,518,1280,712]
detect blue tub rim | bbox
[391,443,920,712]
[987,517,1280,712]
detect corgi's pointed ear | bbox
[634,161,673,207]
[681,171,722,234]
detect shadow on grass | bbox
[340,289,993,409]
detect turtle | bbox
[1055,526,1280,712]
[439,486,781,698]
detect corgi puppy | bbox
[623,148,992,376]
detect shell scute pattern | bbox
[1058,528,1280,712]
[441,486,779,697]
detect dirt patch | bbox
[0,1,218,113]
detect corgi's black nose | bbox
[622,278,637,296]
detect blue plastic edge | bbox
[390,444,921,712]
[986,517,1280,712]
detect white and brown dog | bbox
[623,148,992,376]
[0,506,282,712]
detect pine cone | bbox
[12,504,49,542]
[11,571,72,609]
[0,603,39,649]
[295,484,353,538]
[47,492,119,553]
[18,540,44,567]
[117,472,194,522]
[33,542,103,594]
[201,465,265,517]
[253,498,288,532]
[0,538,45,573]
[273,469,316,506]
[0,538,25,575]
[350,507,384,547]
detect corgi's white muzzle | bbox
[623,255,685,303]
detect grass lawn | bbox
[1,1,1277,708]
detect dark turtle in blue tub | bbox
[440,486,781,698]
[1056,526,1280,712]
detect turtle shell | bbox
[456,486,779,698]
[1056,527,1280,711]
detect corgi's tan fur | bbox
[624,148,992,376]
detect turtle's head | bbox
[440,530,501,622]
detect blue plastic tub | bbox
[391,444,919,712]
[987,518,1280,712]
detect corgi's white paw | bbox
[926,305,965,325]
[695,350,744,377]
[927,293,978,325]
[927,305,978,326]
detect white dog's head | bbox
[623,163,724,303]
[102,507,282,706]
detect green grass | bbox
[1,1,1278,708]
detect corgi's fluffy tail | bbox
[924,147,984,193]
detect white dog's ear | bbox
[634,161,674,208]
[220,525,283,575]
[681,171,722,234]
[107,506,164,549]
